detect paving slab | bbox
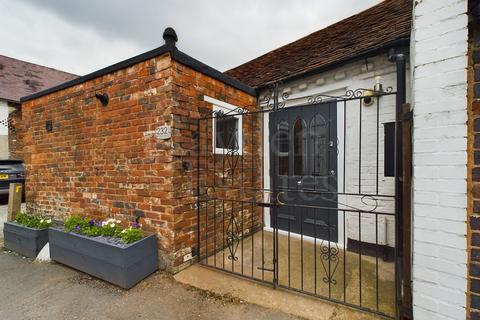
[175,264,388,320]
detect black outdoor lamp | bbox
[363,76,384,106]
[95,92,109,106]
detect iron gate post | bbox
[272,82,280,288]
[196,118,201,262]
[389,50,406,319]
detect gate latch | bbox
[256,202,277,208]
[256,192,285,207]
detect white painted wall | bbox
[0,100,10,159]
[260,52,410,248]
[411,0,468,319]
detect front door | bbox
[270,102,338,241]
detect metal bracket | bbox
[256,192,285,207]
[402,111,412,121]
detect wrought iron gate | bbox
[196,57,409,319]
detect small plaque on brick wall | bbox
[155,125,171,140]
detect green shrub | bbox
[63,216,143,245]
[121,227,143,244]
[15,212,52,229]
[64,216,88,233]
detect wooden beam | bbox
[7,183,23,222]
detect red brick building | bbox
[20,29,256,271]
[20,1,476,318]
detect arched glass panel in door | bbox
[310,113,328,176]
[293,118,306,176]
[277,120,289,176]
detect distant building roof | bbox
[226,0,412,88]
[0,55,78,103]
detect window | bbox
[215,116,239,150]
[277,120,289,175]
[293,118,306,176]
[310,113,328,176]
[384,122,395,177]
[204,96,243,155]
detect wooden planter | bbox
[3,222,49,258]
[49,228,158,289]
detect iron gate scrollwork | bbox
[196,79,406,319]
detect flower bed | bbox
[49,217,158,289]
[3,213,51,258]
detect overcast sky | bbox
[0,0,379,76]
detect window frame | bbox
[204,95,244,155]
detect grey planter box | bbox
[49,228,158,289]
[3,222,49,258]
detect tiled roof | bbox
[226,0,412,88]
[0,55,78,103]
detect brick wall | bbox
[168,60,257,270]
[21,51,255,272]
[412,0,469,318]
[22,53,176,267]
[470,1,480,318]
[8,107,23,160]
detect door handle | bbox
[330,170,336,176]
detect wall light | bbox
[95,93,109,106]
[374,76,383,92]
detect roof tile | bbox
[0,55,78,103]
[226,0,412,88]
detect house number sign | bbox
[155,125,171,140]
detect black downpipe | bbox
[389,50,406,319]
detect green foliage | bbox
[64,216,88,233]
[15,212,52,229]
[101,223,121,237]
[63,216,143,245]
[121,227,143,244]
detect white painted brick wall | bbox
[412,0,468,319]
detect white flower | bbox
[110,223,115,228]
[121,229,126,234]
[46,219,52,224]
[116,220,121,224]
[101,221,107,227]
[40,219,44,223]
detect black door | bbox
[270,102,338,241]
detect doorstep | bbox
[174,264,387,320]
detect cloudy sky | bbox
[0,0,379,76]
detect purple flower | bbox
[131,222,140,228]
[88,219,95,226]
[96,222,102,227]
[75,225,81,231]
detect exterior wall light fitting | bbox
[95,93,109,106]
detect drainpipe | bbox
[388,49,406,319]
